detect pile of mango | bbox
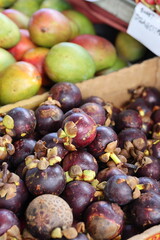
[0,0,147,106]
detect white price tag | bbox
[127,3,160,56]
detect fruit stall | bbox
[0,1,160,240]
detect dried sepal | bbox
[104,117,111,127]
[6,143,15,155]
[62,227,78,239]
[75,222,85,233]
[124,141,134,152]
[117,154,127,163]
[57,128,67,138]
[82,170,96,182]
[128,85,144,99]
[34,140,47,159]
[104,140,118,153]
[91,179,99,189]
[132,138,146,151]
[47,147,58,158]
[99,152,110,163]
[5,129,14,137]
[25,155,36,166]
[49,156,62,165]
[135,156,153,171]
[106,160,117,168]
[7,225,22,240]
[58,121,78,151]
[94,190,104,200]
[0,135,15,160]
[96,181,107,190]
[2,135,13,144]
[0,147,7,160]
[120,148,131,159]
[40,97,61,108]
[0,182,4,187]
[103,102,113,116]
[100,141,121,165]
[64,142,77,151]
[37,159,49,170]
[126,176,139,190]
[0,183,17,200]
[26,159,39,170]
[132,187,141,199]
[65,171,74,183]
[8,173,20,185]
[114,147,121,155]
[0,232,7,240]
[51,227,63,239]
[3,115,14,130]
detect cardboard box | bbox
[0,57,160,239]
[1,56,160,113]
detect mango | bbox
[0,61,42,105]
[2,9,29,29]
[71,34,117,72]
[115,32,146,62]
[12,0,41,17]
[63,10,96,35]
[8,29,36,61]
[0,13,20,49]
[40,0,72,11]
[22,47,52,87]
[0,0,16,8]
[44,42,96,83]
[28,8,71,48]
[97,57,128,76]
[0,48,16,73]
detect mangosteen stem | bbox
[110,152,121,164]
[136,184,145,190]
[2,162,8,183]
[122,162,137,170]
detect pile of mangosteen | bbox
[0,82,160,240]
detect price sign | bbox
[127,3,160,56]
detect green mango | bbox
[97,57,128,76]
[44,42,96,83]
[63,10,96,35]
[0,61,42,105]
[40,0,72,11]
[0,48,16,72]
[115,32,146,62]
[2,9,29,29]
[0,13,20,49]
[0,0,16,8]
[12,0,41,17]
